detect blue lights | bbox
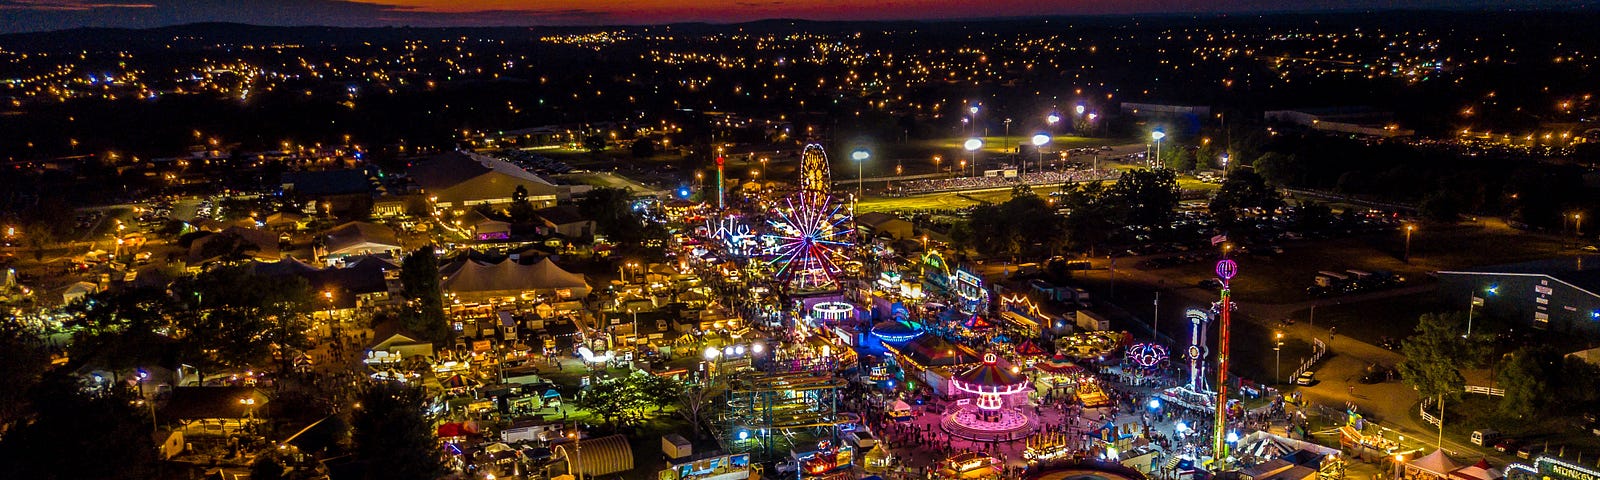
[873,330,923,343]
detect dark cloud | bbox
[0,0,1589,34]
[0,0,629,33]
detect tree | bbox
[1057,180,1122,255]
[1495,345,1558,419]
[676,378,726,438]
[1163,147,1198,172]
[1252,152,1305,187]
[170,266,314,381]
[0,321,49,426]
[63,287,173,383]
[583,135,607,153]
[960,193,1064,260]
[352,382,446,480]
[22,222,58,261]
[509,185,536,222]
[399,246,450,345]
[1418,190,1463,223]
[1398,313,1486,404]
[1107,169,1179,234]
[579,187,651,248]
[1209,170,1284,229]
[0,374,159,480]
[639,374,683,413]
[631,139,657,158]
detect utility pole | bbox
[1152,291,1161,341]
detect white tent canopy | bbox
[1408,449,1463,477]
[443,258,591,298]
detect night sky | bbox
[0,0,1587,34]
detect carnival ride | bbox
[762,191,852,290]
[723,371,850,459]
[943,353,1035,441]
[799,144,832,195]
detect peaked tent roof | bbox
[1408,449,1462,476]
[1037,354,1083,374]
[1016,339,1046,356]
[324,221,400,255]
[442,257,591,297]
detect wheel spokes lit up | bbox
[763,192,852,289]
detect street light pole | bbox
[964,138,983,177]
[851,149,870,199]
[1274,332,1284,384]
[1404,225,1415,263]
[1031,134,1050,177]
[1151,130,1166,169]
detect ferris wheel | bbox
[763,191,852,290]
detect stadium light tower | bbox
[1030,134,1050,175]
[964,138,983,176]
[851,148,870,198]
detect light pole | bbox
[1031,134,1050,176]
[568,424,585,480]
[1151,130,1166,169]
[1274,332,1284,384]
[851,148,870,198]
[1468,284,1495,337]
[1404,224,1416,263]
[1003,118,1013,164]
[964,138,983,176]
[932,155,942,175]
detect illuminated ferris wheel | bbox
[763,191,852,290]
[799,144,832,195]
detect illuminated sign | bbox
[1539,457,1600,480]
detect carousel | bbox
[942,353,1034,440]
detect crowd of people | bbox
[891,168,1116,195]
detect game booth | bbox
[938,452,1003,480]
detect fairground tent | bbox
[442,257,591,299]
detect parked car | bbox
[1495,438,1521,453]
[1296,371,1317,386]
[1517,443,1544,459]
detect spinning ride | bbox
[943,353,1034,440]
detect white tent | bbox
[63,281,98,303]
[1407,449,1463,478]
[442,258,591,299]
[891,399,912,412]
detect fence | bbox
[1419,386,1502,427]
[1290,338,1327,382]
[1465,385,1505,397]
[1420,396,1441,427]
